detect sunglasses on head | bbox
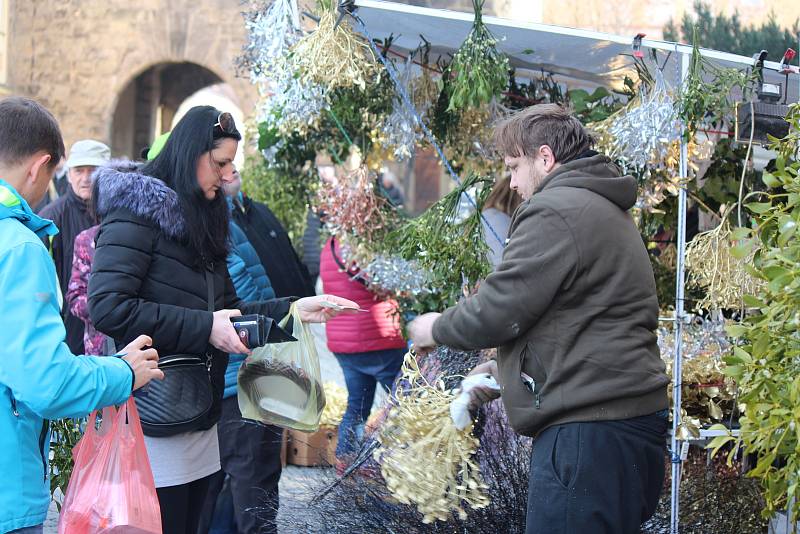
[214,112,236,134]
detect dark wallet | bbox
[231,314,270,349]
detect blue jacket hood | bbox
[0,179,58,239]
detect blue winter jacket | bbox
[224,199,276,398]
[0,180,133,533]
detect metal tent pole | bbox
[670,49,691,534]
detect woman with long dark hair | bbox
[87,106,356,532]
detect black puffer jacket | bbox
[87,162,291,429]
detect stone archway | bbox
[110,61,227,158]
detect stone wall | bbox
[0,0,8,96]
[6,0,261,156]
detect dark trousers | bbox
[334,348,405,457]
[525,411,668,534]
[156,472,216,534]
[198,396,283,534]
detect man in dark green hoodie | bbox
[408,104,669,534]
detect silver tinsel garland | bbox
[258,76,329,167]
[380,57,421,161]
[609,69,680,169]
[244,0,328,145]
[362,255,432,296]
[259,75,328,136]
[338,242,432,297]
[243,0,300,84]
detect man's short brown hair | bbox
[493,104,594,164]
[0,96,65,169]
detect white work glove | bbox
[450,372,502,430]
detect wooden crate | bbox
[286,425,338,467]
[280,428,288,468]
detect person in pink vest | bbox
[320,236,406,464]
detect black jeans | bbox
[197,396,283,534]
[525,411,668,534]
[156,472,216,534]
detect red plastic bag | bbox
[58,398,162,533]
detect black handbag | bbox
[134,270,216,437]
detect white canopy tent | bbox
[347,1,800,532]
[354,0,798,98]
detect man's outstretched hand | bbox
[407,312,442,355]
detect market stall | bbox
[239,0,800,530]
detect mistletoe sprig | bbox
[679,28,757,138]
[707,104,800,521]
[447,0,510,112]
[384,173,492,314]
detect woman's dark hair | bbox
[140,106,241,264]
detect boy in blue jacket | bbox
[0,96,164,534]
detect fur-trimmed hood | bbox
[93,160,187,240]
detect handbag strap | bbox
[205,266,214,313]
[330,237,367,287]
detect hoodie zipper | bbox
[10,395,19,417]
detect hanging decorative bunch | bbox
[607,68,680,169]
[658,316,737,439]
[447,0,509,112]
[380,56,421,161]
[685,211,762,310]
[385,173,492,313]
[446,101,507,175]
[240,0,331,139]
[238,0,301,83]
[360,255,432,297]
[413,67,440,123]
[678,28,756,139]
[290,0,380,91]
[410,39,439,122]
[258,76,329,139]
[375,352,490,523]
[319,77,396,166]
[315,165,397,263]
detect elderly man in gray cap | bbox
[41,139,110,354]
